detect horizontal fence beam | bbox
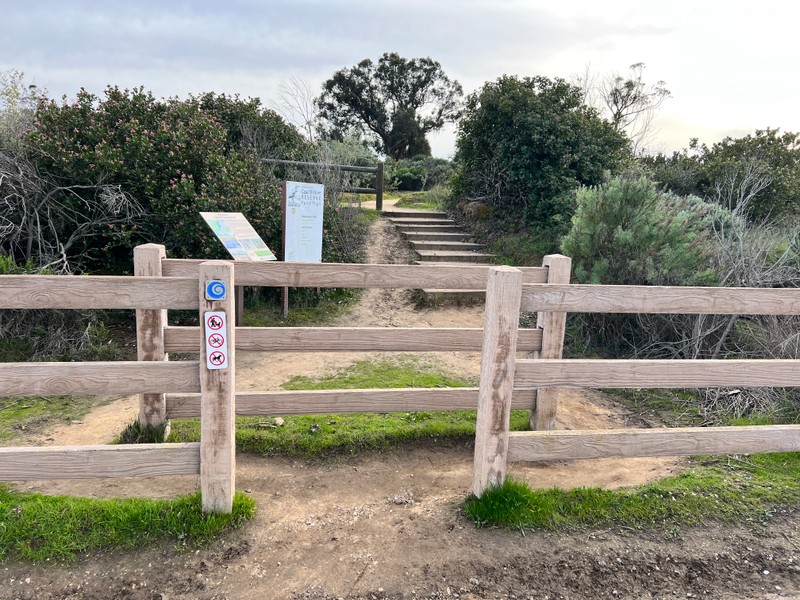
[507,425,800,462]
[514,359,800,389]
[166,388,534,417]
[521,284,800,315]
[162,260,548,288]
[262,159,378,174]
[0,361,201,397]
[164,326,543,353]
[342,187,376,194]
[0,276,198,310]
[0,443,201,480]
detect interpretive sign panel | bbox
[200,212,277,261]
[283,182,324,263]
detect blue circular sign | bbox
[206,280,226,301]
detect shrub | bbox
[24,88,309,273]
[562,174,719,287]
[561,173,724,356]
[452,75,629,226]
[386,155,455,191]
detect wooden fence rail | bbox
[163,326,544,353]
[473,275,800,498]
[262,159,384,210]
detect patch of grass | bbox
[393,185,449,211]
[465,452,800,532]
[0,396,103,444]
[115,419,169,444]
[282,357,472,390]
[169,357,530,458]
[0,487,255,563]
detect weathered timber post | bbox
[199,261,236,513]
[375,161,385,212]
[134,244,168,429]
[472,266,522,497]
[529,254,571,430]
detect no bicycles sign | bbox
[204,311,229,370]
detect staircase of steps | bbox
[383,209,495,304]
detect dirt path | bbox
[6,217,800,599]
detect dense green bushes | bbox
[23,87,309,273]
[562,173,720,287]
[451,75,629,228]
[386,155,454,191]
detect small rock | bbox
[273,417,284,427]
[310,424,321,433]
[469,578,480,586]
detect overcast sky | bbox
[3,0,799,158]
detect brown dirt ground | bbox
[4,216,800,599]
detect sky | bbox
[3,0,800,158]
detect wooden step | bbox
[410,241,485,252]
[402,232,474,242]
[382,210,449,219]
[415,250,496,263]
[389,217,456,225]
[394,224,464,233]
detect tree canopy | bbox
[452,75,630,226]
[316,52,463,160]
[644,129,800,219]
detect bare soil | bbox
[4,217,800,599]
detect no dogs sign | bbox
[204,311,229,370]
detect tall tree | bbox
[316,52,462,159]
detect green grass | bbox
[0,395,104,443]
[169,357,530,458]
[465,450,800,532]
[393,186,449,211]
[115,419,169,444]
[0,487,255,562]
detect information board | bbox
[200,212,277,261]
[283,182,324,263]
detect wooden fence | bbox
[0,247,569,513]
[472,268,800,497]
[0,253,237,513]
[145,251,569,427]
[262,159,385,210]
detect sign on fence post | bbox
[282,181,325,316]
[199,261,236,514]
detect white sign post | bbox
[282,181,325,316]
[283,182,324,262]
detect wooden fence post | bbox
[472,266,522,498]
[376,161,384,212]
[134,244,168,429]
[199,261,236,513]
[529,254,571,431]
